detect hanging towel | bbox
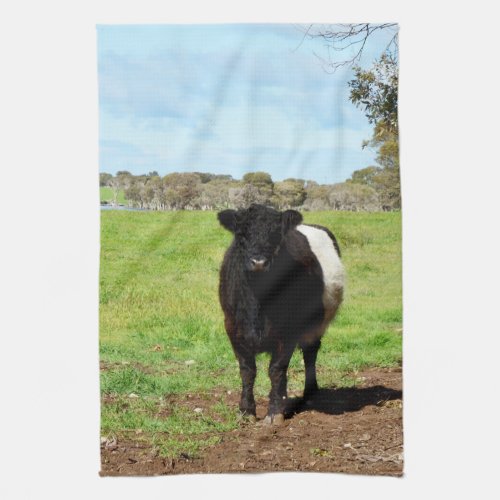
[98,23,402,476]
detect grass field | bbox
[100,210,402,458]
[100,186,126,204]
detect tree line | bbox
[100,167,398,212]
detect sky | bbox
[97,24,397,184]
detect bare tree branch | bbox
[291,23,313,52]
[298,23,399,72]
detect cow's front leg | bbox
[265,341,295,425]
[232,340,257,420]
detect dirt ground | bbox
[100,367,403,476]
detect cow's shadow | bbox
[284,385,402,417]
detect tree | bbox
[299,23,398,72]
[302,183,331,211]
[115,171,133,190]
[240,171,274,206]
[328,182,381,212]
[107,177,122,206]
[99,172,112,187]
[229,183,272,209]
[273,179,306,209]
[124,178,145,208]
[348,53,400,209]
[369,166,400,210]
[163,172,202,209]
[146,176,167,210]
[196,179,234,210]
[349,52,398,136]
[347,166,382,187]
[243,171,273,188]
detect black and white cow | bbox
[218,204,345,424]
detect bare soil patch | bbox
[100,367,402,476]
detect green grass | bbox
[100,186,126,204]
[100,210,402,457]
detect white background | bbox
[1,1,499,498]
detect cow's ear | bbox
[217,209,238,233]
[281,209,303,234]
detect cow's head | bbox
[218,204,303,272]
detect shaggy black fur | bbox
[218,204,340,421]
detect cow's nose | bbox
[250,257,268,270]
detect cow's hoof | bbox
[263,413,285,426]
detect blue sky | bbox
[97,24,396,184]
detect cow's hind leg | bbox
[232,341,257,421]
[265,342,295,425]
[300,339,321,400]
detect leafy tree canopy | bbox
[243,171,273,188]
[349,53,398,136]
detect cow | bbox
[217,203,345,425]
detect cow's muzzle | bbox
[249,257,269,271]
